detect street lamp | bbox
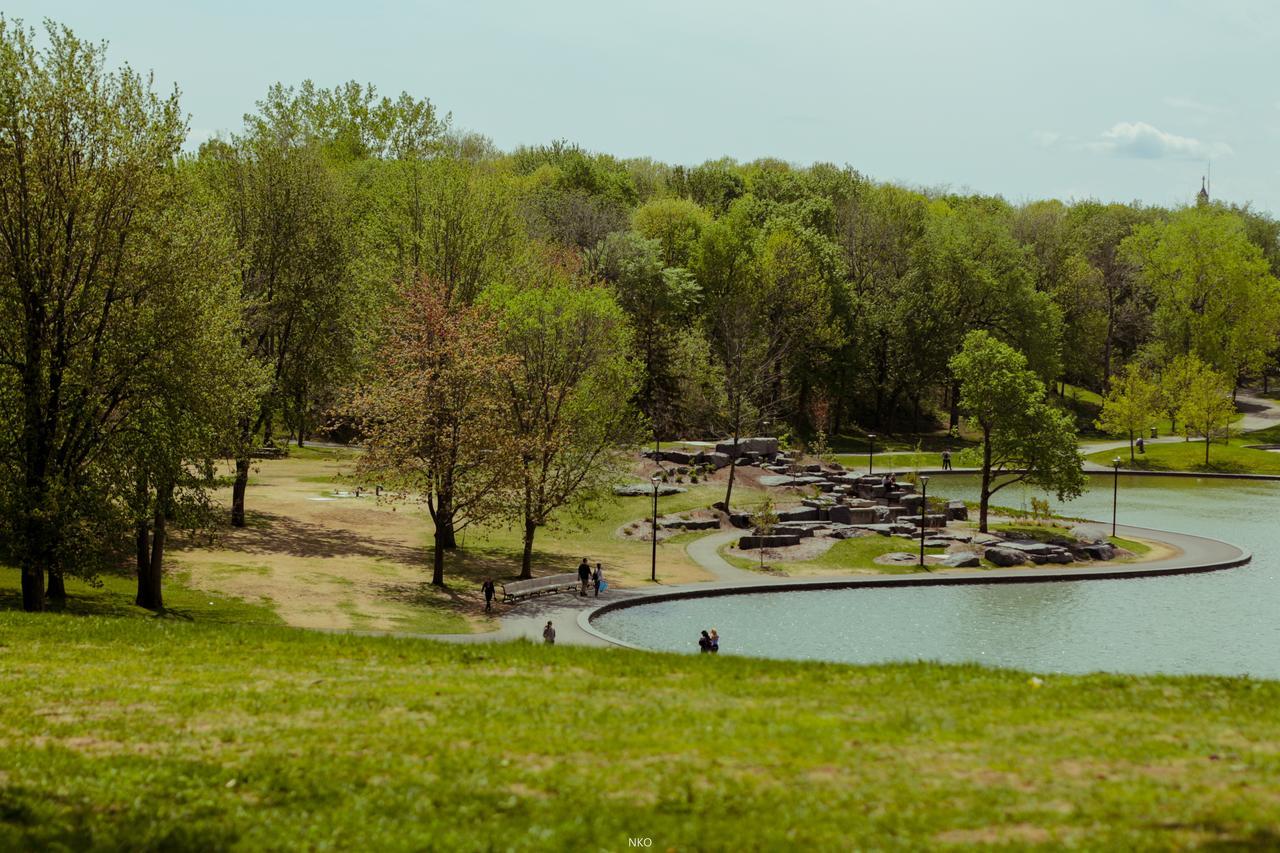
[650,473,662,582]
[919,475,930,570]
[868,434,877,476]
[1111,457,1122,537]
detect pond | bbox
[594,473,1280,677]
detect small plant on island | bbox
[750,496,779,573]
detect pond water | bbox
[594,474,1280,677]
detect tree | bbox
[749,496,778,572]
[631,197,711,268]
[482,257,643,579]
[586,232,699,436]
[951,331,1085,532]
[348,278,516,586]
[0,20,189,611]
[198,120,357,528]
[1159,353,1201,439]
[1096,364,1160,462]
[1123,207,1280,386]
[1177,362,1234,466]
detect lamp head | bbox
[650,473,661,484]
[920,475,929,487]
[1113,457,1122,468]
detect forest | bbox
[4,19,1279,611]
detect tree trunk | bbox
[140,501,167,611]
[436,491,457,549]
[978,426,993,533]
[1206,435,1211,466]
[431,528,446,587]
[135,517,151,607]
[20,564,44,612]
[45,571,65,603]
[723,457,738,511]
[231,456,250,527]
[520,517,536,580]
[1128,429,1135,463]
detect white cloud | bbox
[1031,130,1060,148]
[1088,121,1232,160]
[1162,96,1223,115]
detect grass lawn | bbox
[724,534,950,575]
[31,450,767,636]
[1086,438,1280,475]
[4,613,1280,849]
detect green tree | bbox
[0,20,192,610]
[483,258,644,579]
[1177,362,1235,466]
[951,331,1085,532]
[631,197,711,268]
[348,278,517,587]
[749,496,778,572]
[1096,364,1160,462]
[1159,353,1201,439]
[1123,207,1280,386]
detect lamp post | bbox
[868,434,877,476]
[1111,457,1122,537]
[650,473,661,582]
[919,475,930,569]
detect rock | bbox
[923,538,951,548]
[905,513,948,529]
[660,450,694,465]
[658,517,720,531]
[984,547,1028,567]
[900,494,923,512]
[728,512,752,529]
[828,505,878,525]
[777,507,819,522]
[716,437,780,458]
[852,523,895,536]
[946,501,969,521]
[773,524,814,538]
[941,553,981,568]
[702,452,731,470]
[1070,525,1108,545]
[738,534,801,550]
[1076,543,1116,561]
[880,552,920,564]
[614,483,686,497]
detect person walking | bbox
[481,578,496,613]
[709,629,720,653]
[543,621,556,645]
[592,563,604,597]
[941,449,952,471]
[698,630,712,653]
[577,557,591,596]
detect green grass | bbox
[723,534,949,574]
[1110,535,1153,558]
[1086,438,1280,475]
[3,613,1280,848]
[0,566,282,625]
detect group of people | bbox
[698,629,720,653]
[577,558,606,597]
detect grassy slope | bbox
[3,613,1280,849]
[1086,438,1280,475]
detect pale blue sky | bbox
[10,1,1280,212]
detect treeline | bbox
[5,19,1280,609]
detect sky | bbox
[9,0,1280,213]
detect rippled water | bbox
[595,474,1280,677]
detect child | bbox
[543,621,556,645]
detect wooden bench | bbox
[500,572,583,603]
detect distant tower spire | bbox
[1197,175,1210,207]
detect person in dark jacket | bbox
[481,579,496,612]
[698,630,712,653]
[577,558,591,596]
[592,563,604,597]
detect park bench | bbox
[500,572,582,603]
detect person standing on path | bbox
[543,621,556,645]
[481,578,496,612]
[578,557,591,596]
[941,449,952,471]
[592,563,604,597]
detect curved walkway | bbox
[577,522,1251,647]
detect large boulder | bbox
[715,436,780,458]
[738,534,801,550]
[941,552,981,568]
[1076,543,1116,561]
[829,505,878,525]
[946,501,969,521]
[698,451,732,470]
[984,547,1027,567]
[776,507,819,522]
[659,450,694,465]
